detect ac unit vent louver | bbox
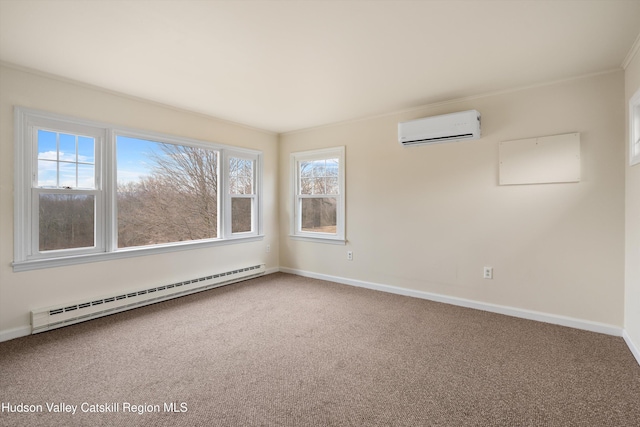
[398,110,481,146]
[31,264,266,334]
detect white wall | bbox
[0,63,631,346]
[625,50,640,362]
[279,71,626,329]
[0,64,279,339]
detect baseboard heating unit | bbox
[31,264,266,334]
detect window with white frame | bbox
[290,147,345,243]
[115,133,222,247]
[226,155,258,235]
[17,114,107,260]
[14,107,262,271]
[630,88,640,166]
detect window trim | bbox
[13,107,263,272]
[18,115,109,260]
[630,88,640,166]
[223,149,263,239]
[290,146,346,244]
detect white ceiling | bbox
[1,0,639,134]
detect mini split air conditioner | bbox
[398,110,481,146]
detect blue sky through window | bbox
[37,131,161,188]
[116,136,162,185]
[37,129,95,188]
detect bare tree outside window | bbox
[15,108,263,270]
[299,158,338,233]
[117,140,219,248]
[229,157,254,233]
[291,147,344,242]
[36,129,97,252]
[39,194,95,251]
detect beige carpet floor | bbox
[1,272,639,426]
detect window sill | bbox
[12,235,264,272]
[289,234,346,245]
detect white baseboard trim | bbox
[2,267,634,365]
[0,325,31,343]
[623,330,640,366]
[0,267,280,343]
[265,266,281,275]
[280,267,624,337]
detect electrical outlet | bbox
[483,266,493,279]
[266,244,271,253]
[347,251,353,261]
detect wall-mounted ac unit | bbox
[398,110,481,146]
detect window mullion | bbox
[104,129,117,252]
[15,107,263,271]
[221,149,228,240]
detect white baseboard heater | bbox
[31,264,266,334]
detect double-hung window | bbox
[15,112,107,261]
[226,154,259,235]
[14,107,262,271]
[290,147,345,244]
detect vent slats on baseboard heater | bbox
[31,264,266,334]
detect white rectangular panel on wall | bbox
[499,133,580,185]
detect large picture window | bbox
[290,147,345,244]
[14,107,262,271]
[116,135,220,248]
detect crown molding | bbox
[622,32,640,70]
